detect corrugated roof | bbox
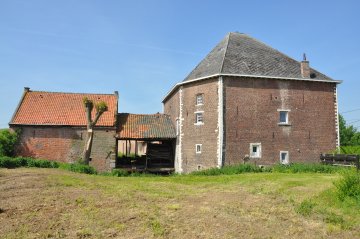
[10,89,118,127]
[184,32,334,82]
[117,113,176,139]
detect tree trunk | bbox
[83,129,93,164]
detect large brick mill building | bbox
[163,32,341,173]
[10,32,341,173]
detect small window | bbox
[195,112,204,125]
[250,143,261,158]
[196,144,202,154]
[278,110,289,124]
[280,151,289,164]
[196,94,204,105]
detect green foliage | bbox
[338,145,360,155]
[110,168,129,177]
[334,171,360,202]
[0,129,20,157]
[82,97,93,107]
[0,156,59,168]
[95,101,108,112]
[58,163,97,175]
[295,199,316,216]
[272,163,343,174]
[339,114,360,146]
[190,163,268,176]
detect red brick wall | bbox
[11,126,116,172]
[164,91,179,126]
[179,78,219,172]
[224,76,337,165]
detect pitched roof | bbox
[10,89,118,127]
[116,113,176,140]
[184,32,335,82]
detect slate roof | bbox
[184,32,334,82]
[117,113,176,140]
[10,89,118,127]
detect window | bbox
[196,94,204,105]
[278,109,290,124]
[196,144,202,154]
[250,143,261,158]
[280,151,289,164]
[195,112,204,125]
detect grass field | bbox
[0,168,359,238]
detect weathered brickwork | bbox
[12,126,116,172]
[165,78,220,173]
[224,76,337,165]
[163,91,179,126]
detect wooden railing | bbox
[320,154,360,170]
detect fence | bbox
[320,154,360,170]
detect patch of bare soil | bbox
[0,168,359,239]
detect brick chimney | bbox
[24,87,30,92]
[301,53,310,78]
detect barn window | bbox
[280,151,289,164]
[196,94,204,105]
[194,111,204,125]
[250,143,261,158]
[196,144,202,154]
[278,109,290,125]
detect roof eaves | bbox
[162,73,342,102]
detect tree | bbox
[82,97,108,164]
[0,129,20,157]
[339,114,360,146]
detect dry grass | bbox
[0,168,359,238]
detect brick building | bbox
[9,88,118,172]
[163,32,341,173]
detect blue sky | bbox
[1,0,360,128]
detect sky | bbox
[1,0,360,129]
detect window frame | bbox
[277,109,290,125]
[249,143,261,158]
[280,151,289,165]
[195,144,202,154]
[194,111,204,125]
[196,94,204,106]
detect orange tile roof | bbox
[117,113,176,139]
[10,89,118,127]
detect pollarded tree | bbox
[82,97,108,164]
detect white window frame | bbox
[196,94,204,105]
[277,109,290,125]
[280,151,289,165]
[250,143,261,158]
[195,144,202,154]
[194,111,204,125]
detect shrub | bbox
[110,168,129,177]
[0,129,20,157]
[190,163,267,176]
[272,163,342,174]
[0,156,22,168]
[59,163,97,175]
[335,171,360,202]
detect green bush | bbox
[272,163,342,174]
[59,163,97,175]
[110,168,129,177]
[190,163,268,176]
[335,171,360,202]
[0,129,20,157]
[0,156,59,169]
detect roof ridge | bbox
[219,32,231,73]
[28,90,116,96]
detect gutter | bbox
[162,74,342,103]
